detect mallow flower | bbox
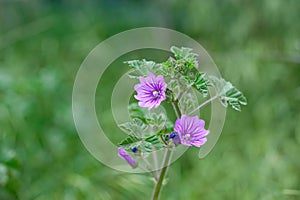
[118,147,138,168]
[174,115,210,147]
[134,72,167,110]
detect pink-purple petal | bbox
[134,72,167,110]
[174,115,210,148]
[118,147,137,168]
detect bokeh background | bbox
[1,0,300,199]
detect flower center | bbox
[183,133,191,141]
[152,90,161,98]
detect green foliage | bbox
[161,61,174,77]
[209,76,247,111]
[127,103,169,132]
[128,103,149,124]
[126,60,159,78]
[170,46,198,70]
[119,135,140,146]
[119,118,148,137]
[122,45,247,159]
[1,1,299,200]
[118,103,169,153]
[119,134,164,153]
[183,72,210,97]
[165,47,210,98]
[224,87,247,111]
[179,89,198,115]
[193,72,209,97]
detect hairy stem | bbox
[151,148,172,200]
[151,101,181,200]
[172,100,181,118]
[189,95,219,116]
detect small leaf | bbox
[119,135,140,146]
[193,72,209,97]
[162,61,172,67]
[170,46,197,60]
[128,103,149,124]
[182,75,193,85]
[225,87,247,111]
[209,76,247,111]
[119,135,164,153]
[167,79,180,100]
[118,118,148,137]
[161,60,176,77]
[145,135,164,150]
[125,59,158,78]
[179,89,198,115]
[170,46,184,59]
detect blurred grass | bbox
[0,0,300,199]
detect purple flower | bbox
[118,147,138,168]
[174,115,210,147]
[134,72,167,110]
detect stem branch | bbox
[172,100,181,118]
[189,95,219,116]
[151,101,181,200]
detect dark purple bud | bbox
[131,147,138,153]
[170,132,181,145]
[169,132,177,139]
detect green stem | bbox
[172,100,181,118]
[151,149,172,200]
[151,101,181,200]
[189,95,219,116]
[160,135,168,146]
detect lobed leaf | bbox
[179,89,198,115]
[119,134,164,153]
[169,46,199,73]
[193,72,209,97]
[125,59,159,78]
[209,76,247,111]
[118,118,148,137]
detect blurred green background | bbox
[0,0,300,199]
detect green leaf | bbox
[128,103,168,132]
[145,135,164,150]
[179,89,198,114]
[193,72,209,97]
[209,76,247,111]
[128,103,149,124]
[170,46,198,73]
[162,61,172,67]
[182,75,193,85]
[118,103,169,153]
[224,87,247,111]
[125,59,158,78]
[119,135,164,153]
[161,61,176,77]
[119,135,140,146]
[170,46,197,60]
[167,79,180,99]
[147,112,165,125]
[118,118,148,137]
